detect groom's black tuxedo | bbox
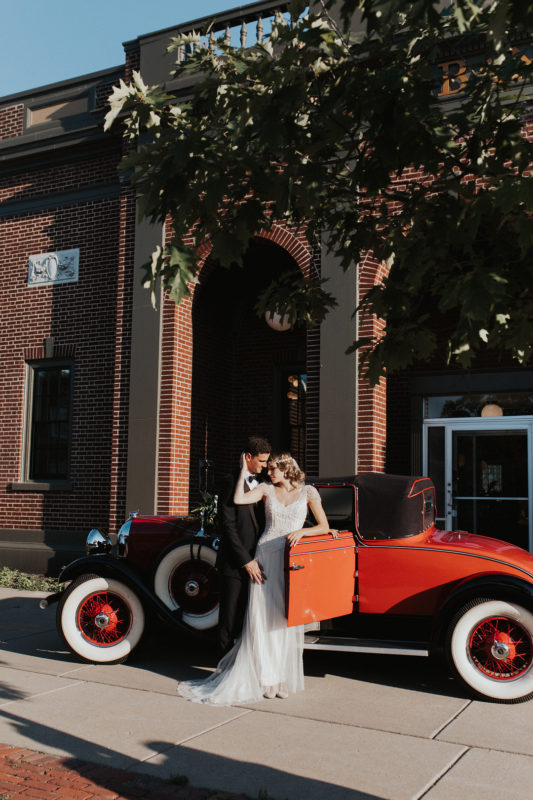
[217,469,266,654]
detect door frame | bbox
[423,416,533,552]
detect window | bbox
[424,391,533,419]
[25,364,73,480]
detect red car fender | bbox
[430,572,533,654]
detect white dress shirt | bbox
[243,468,258,490]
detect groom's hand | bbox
[244,559,264,584]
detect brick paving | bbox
[0,744,249,800]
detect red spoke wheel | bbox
[447,598,533,701]
[77,590,132,646]
[154,540,219,630]
[469,616,532,680]
[57,574,145,664]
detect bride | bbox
[177,452,335,705]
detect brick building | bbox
[1,1,532,573]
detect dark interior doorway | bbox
[189,238,307,504]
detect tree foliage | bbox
[105,0,533,385]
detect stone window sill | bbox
[9,480,73,492]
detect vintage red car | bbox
[43,473,533,703]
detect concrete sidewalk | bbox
[0,587,532,800]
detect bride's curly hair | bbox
[268,452,305,486]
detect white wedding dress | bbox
[178,483,320,706]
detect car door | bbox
[285,530,356,626]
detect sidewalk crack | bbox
[414,747,470,799]
[126,709,254,769]
[429,699,472,739]
[0,679,85,708]
[174,708,254,747]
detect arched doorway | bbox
[189,238,307,502]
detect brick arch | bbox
[255,226,311,276]
[157,224,315,515]
[195,225,312,284]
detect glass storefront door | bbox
[424,418,532,551]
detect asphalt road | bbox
[1,587,533,800]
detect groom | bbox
[217,435,271,656]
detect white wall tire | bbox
[447,598,533,701]
[57,574,145,664]
[154,541,219,631]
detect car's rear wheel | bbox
[446,598,533,701]
[57,573,145,664]
[154,539,219,631]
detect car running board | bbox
[303,634,429,657]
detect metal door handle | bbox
[290,563,305,570]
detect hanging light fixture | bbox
[264,310,292,331]
[481,403,503,417]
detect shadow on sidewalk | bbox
[0,702,382,800]
[0,593,464,798]
[302,646,467,700]
[0,593,468,699]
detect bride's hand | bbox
[286,530,303,548]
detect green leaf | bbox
[110,0,533,384]
[255,272,338,329]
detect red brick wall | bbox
[157,291,192,515]
[0,104,24,140]
[356,254,388,473]
[0,146,134,537]
[0,155,120,204]
[108,185,135,531]
[305,326,320,477]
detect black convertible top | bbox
[310,473,436,540]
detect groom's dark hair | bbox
[245,435,271,455]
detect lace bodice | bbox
[258,483,320,545]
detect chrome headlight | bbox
[86,529,112,555]
[117,510,138,557]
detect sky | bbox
[0,0,245,98]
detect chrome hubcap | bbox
[184,580,200,597]
[491,640,510,661]
[94,613,110,629]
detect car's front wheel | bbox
[57,573,145,663]
[446,598,533,701]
